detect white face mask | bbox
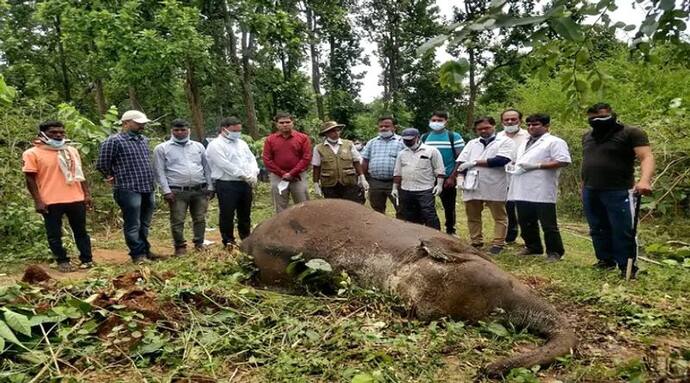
[429,121,445,131]
[379,130,393,138]
[326,137,339,144]
[503,124,520,134]
[172,134,189,144]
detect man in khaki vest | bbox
[312,121,369,203]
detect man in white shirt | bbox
[507,113,571,261]
[312,121,368,203]
[205,117,260,247]
[153,119,213,256]
[497,108,530,244]
[392,128,445,229]
[451,116,515,255]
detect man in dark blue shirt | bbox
[97,110,158,263]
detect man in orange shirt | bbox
[22,120,93,272]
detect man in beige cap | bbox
[312,121,368,203]
[97,110,159,263]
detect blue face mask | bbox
[172,134,189,144]
[40,132,66,148]
[223,130,241,141]
[429,121,445,131]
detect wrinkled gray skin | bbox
[241,199,577,377]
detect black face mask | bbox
[403,139,419,149]
[588,114,617,130]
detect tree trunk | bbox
[185,65,205,141]
[306,7,324,120]
[128,86,142,111]
[223,1,259,139]
[241,31,259,139]
[465,48,477,130]
[54,15,70,102]
[94,78,107,117]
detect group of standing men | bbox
[23,102,653,278]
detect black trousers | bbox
[42,201,92,264]
[505,200,519,242]
[439,186,457,234]
[322,183,365,204]
[399,189,441,230]
[216,180,253,245]
[515,201,564,255]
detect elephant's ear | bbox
[417,240,452,262]
[416,240,431,258]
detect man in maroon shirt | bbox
[262,112,312,213]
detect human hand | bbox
[164,193,175,205]
[84,195,93,210]
[35,200,48,214]
[282,173,295,181]
[391,185,399,201]
[105,176,114,185]
[443,177,455,189]
[432,182,443,196]
[455,175,465,189]
[204,189,215,200]
[457,161,477,172]
[358,175,369,192]
[634,180,653,196]
[314,183,323,197]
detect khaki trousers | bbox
[269,172,309,213]
[464,199,508,247]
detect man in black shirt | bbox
[581,103,655,278]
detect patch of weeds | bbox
[505,366,541,383]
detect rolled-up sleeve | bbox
[551,139,572,163]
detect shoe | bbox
[79,261,95,269]
[593,260,616,270]
[488,246,503,255]
[546,253,562,262]
[147,251,165,261]
[132,255,150,265]
[58,262,75,272]
[194,244,206,251]
[517,248,543,256]
[174,247,187,257]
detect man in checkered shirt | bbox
[361,115,405,217]
[97,110,158,263]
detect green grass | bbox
[1,186,689,382]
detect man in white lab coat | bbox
[451,116,515,255]
[507,113,571,262]
[497,108,530,244]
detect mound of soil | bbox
[22,265,52,284]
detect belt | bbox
[170,184,206,191]
[371,177,393,182]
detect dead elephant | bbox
[240,199,577,376]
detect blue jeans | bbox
[582,188,636,270]
[114,189,155,258]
